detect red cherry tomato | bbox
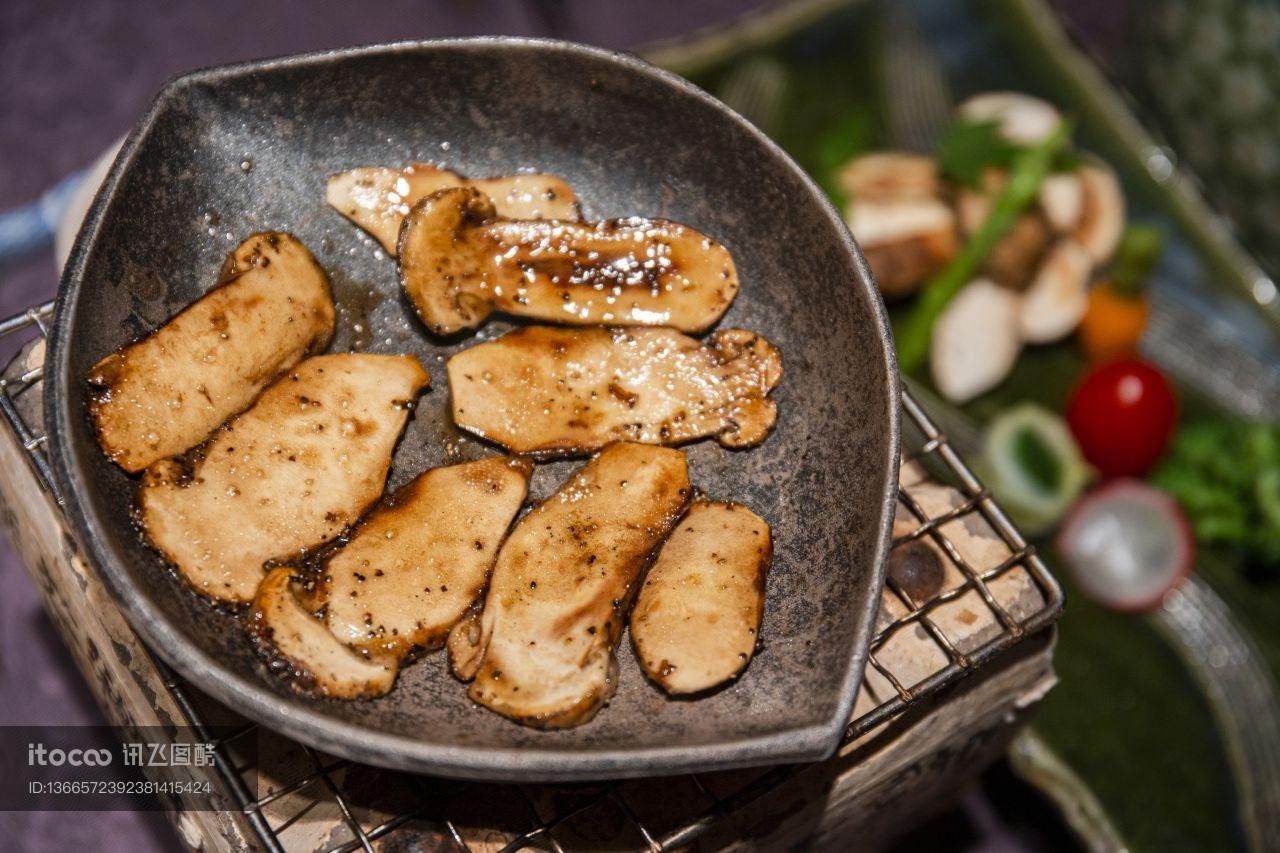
[1066,359,1177,479]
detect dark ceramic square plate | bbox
[46,38,899,781]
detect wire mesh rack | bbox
[0,299,1062,852]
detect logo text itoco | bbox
[27,743,113,766]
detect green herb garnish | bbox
[936,119,1021,187]
[814,111,873,205]
[1153,419,1280,573]
[937,117,1079,186]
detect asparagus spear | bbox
[895,121,1072,374]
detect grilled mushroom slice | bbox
[447,326,782,457]
[1019,239,1092,343]
[88,232,335,473]
[450,442,691,728]
[399,187,739,335]
[326,164,580,254]
[846,199,959,299]
[1039,172,1085,233]
[840,152,958,299]
[1074,163,1125,264]
[630,501,771,694]
[324,457,531,658]
[446,601,485,681]
[984,212,1054,292]
[837,151,941,201]
[139,353,429,604]
[249,567,398,699]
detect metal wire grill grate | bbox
[0,302,55,494]
[1,299,1062,852]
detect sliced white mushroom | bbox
[931,279,1023,403]
[838,152,941,201]
[958,92,1061,146]
[1074,163,1126,264]
[845,198,958,298]
[1019,239,1093,344]
[1038,172,1085,233]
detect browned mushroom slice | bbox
[323,457,532,658]
[446,600,485,681]
[249,567,398,699]
[1019,239,1092,343]
[837,151,942,201]
[982,213,1053,292]
[1039,173,1084,233]
[450,442,691,728]
[88,232,335,473]
[845,199,959,299]
[447,326,782,457]
[139,353,429,604]
[630,501,772,694]
[399,187,739,335]
[326,164,580,253]
[1074,163,1125,264]
[838,152,958,299]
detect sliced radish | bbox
[1056,480,1194,613]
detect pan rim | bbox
[45,35,900,781]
